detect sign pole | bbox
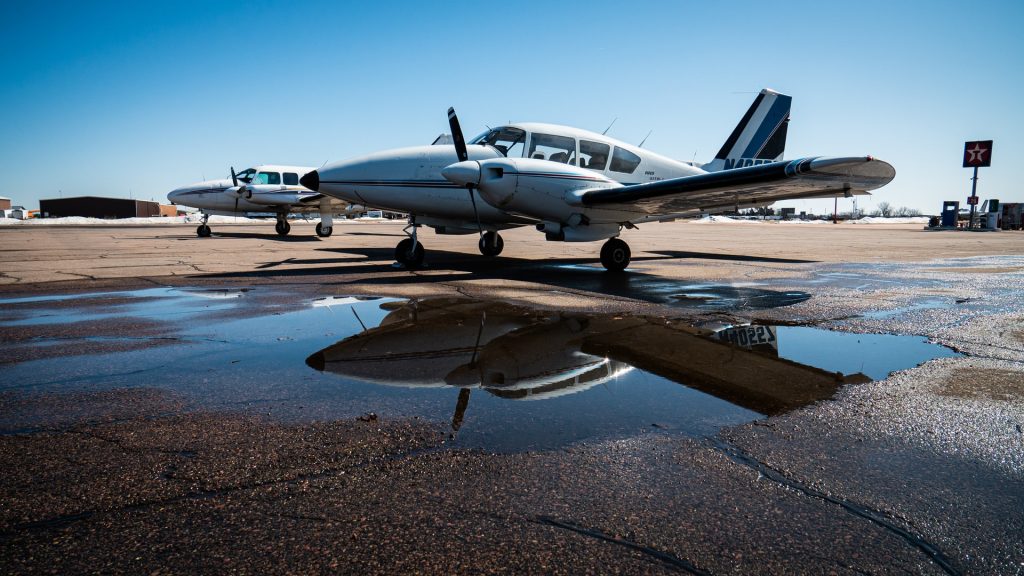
[968,166,978,228]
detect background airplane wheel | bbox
[315,222,333,237]
[395,238,425,268]
[196,225,211,237]
[600,238,630,272]
[275,220,291,236]
[478,231,504,257]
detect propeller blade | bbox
[448,107,468,163]
[468,188,483,236]
[230,166,238,187]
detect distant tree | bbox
[895,206,921,217]
[873,202,894,218]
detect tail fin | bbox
[703,88,791,172]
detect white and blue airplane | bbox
[167,164,360,238]
[300,89,895,270]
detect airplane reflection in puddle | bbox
[306,298,862,435]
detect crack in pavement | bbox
[534,515,711,575]
[708,437,960,576]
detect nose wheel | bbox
[599,238,630,272]
[315,222,333,237]
[196,213,212,237]
[478,231,504,257]
[395,221,426,268]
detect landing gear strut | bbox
[478,231,504,257]
[395,220,425,268]
[275,214,291,236]
[196,213,211,237]
[316,199,333,238]
[600,237,630,272]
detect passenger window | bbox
[609,147,641,174]
[283,172,299,185]
[580,140,610,171]
[528,133,575,164]
[255,172,281,185]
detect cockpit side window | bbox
[235,168,256,184]
[469,127,527,157]
[579,140,610,171]
[609,147,642,174]
[255,172,281,185]
[528,133,575,164]
[283,172,299,185]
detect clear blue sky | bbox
[2,0,1021,214]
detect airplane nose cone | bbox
[305,351,325,371]
[300,170,320,192]
[441,161,480,187]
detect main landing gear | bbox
[478,231,504,257]
[395,221,426,268]
[196,213,212,237]
[599,237,631,272]
[275,214,291,236]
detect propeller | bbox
[230,167,241,213]
[230,166,254,202]
[447,107,483,237]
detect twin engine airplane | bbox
[300,89,896,271]
[167,164,360,238]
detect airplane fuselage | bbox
[312,123,704,233]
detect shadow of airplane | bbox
[196,246,813,311]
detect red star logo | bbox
[966,143,987,164]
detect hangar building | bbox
[0,197,11,210]
[39,196,162,219]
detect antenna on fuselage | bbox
[601,118,617,136]
[638,130,653,148]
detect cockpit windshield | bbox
[234,168,256,184]
[469,127,526,158]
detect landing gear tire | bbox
[478,231,504,257]
[315,222,332,237]
[600,238,630,272]
[196,224,211,237]
[275,220,291,236]
[395,238,425,268]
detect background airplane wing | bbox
[290,194,353,214]
[582,157,895,215]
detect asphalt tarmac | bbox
[1,221,1022,574]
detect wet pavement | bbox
[1,244,1022,574]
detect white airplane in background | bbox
[300,89,895,271]
[167,164,360,238]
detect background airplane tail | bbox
[703,88,791,172]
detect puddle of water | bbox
[860,299,953,320]
[0,287,252,326]
[0,292,959,453]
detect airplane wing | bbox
[289,193,356,214]
[581,156,895,215]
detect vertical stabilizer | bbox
[703,89,791,172]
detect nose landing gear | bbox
[395,220,426,268]
[315,222,333,237]
[196,213,212,237]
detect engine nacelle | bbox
[544,223,620,242]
